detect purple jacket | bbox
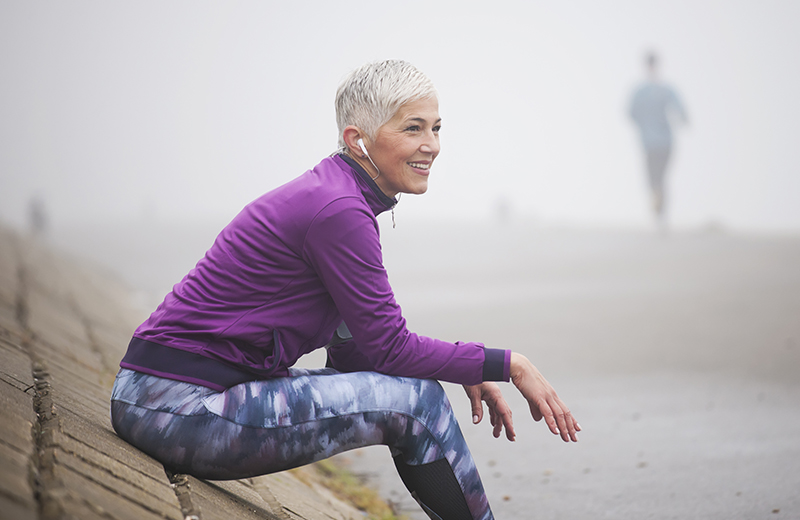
[121,154,510,391]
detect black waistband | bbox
[120,338,268,391]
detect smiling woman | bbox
[110,59,580,520]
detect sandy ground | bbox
[50,219,800,520]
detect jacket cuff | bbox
[482,347,511,382]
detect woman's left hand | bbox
[463,382,516,441]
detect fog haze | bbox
[3,5,799,517]
[2,1,799,231]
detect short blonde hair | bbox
[335,60,437,149]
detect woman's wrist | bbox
[509,352,531,385]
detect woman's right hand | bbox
[510,352,581,442]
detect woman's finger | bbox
[553,403,571,442]
[489,411,499,438]
[535,397,561,436]
[544,398,567,440]
[500,407,516,441]
[463,385,484,424]
[562,404,580,441]
[528,400,544,422]
[554,396,580,441]
[492,417,503,438]
[548,398,579,442]
[566,412,580,442]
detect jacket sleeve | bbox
[303,198,509,385]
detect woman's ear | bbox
[343,126,366,157]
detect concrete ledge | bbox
[0,225,369,520]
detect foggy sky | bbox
[2,0,799,231]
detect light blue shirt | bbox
[629,82,687,150]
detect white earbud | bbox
[356,137,381,181]
[357,138,369,157]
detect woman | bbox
[111,60,580,520]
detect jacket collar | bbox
[334,153,397,216]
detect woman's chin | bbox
[408,181,429,195]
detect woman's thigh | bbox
[111,368,466,480]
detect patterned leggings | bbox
[110,368,493,520]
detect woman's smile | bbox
[408,161,431,174]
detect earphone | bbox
[356,137,381,181]
[356,136,398,227]
[357,138,369,157]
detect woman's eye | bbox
[433,125,441,133]
[405,125,421,132]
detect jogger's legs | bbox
[646,147,672,221]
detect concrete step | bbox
[0,226,370,520]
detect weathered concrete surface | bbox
[0,225,366,520]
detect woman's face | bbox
[366,97,441,198]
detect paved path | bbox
[0,225,366,520]
[339,224,800,520]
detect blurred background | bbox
[2,2,799,519]
[2,0,799,235]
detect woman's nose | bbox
[420,131,440,155]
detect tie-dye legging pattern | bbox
[110,367,493,520]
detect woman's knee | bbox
[414,378,451,409]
